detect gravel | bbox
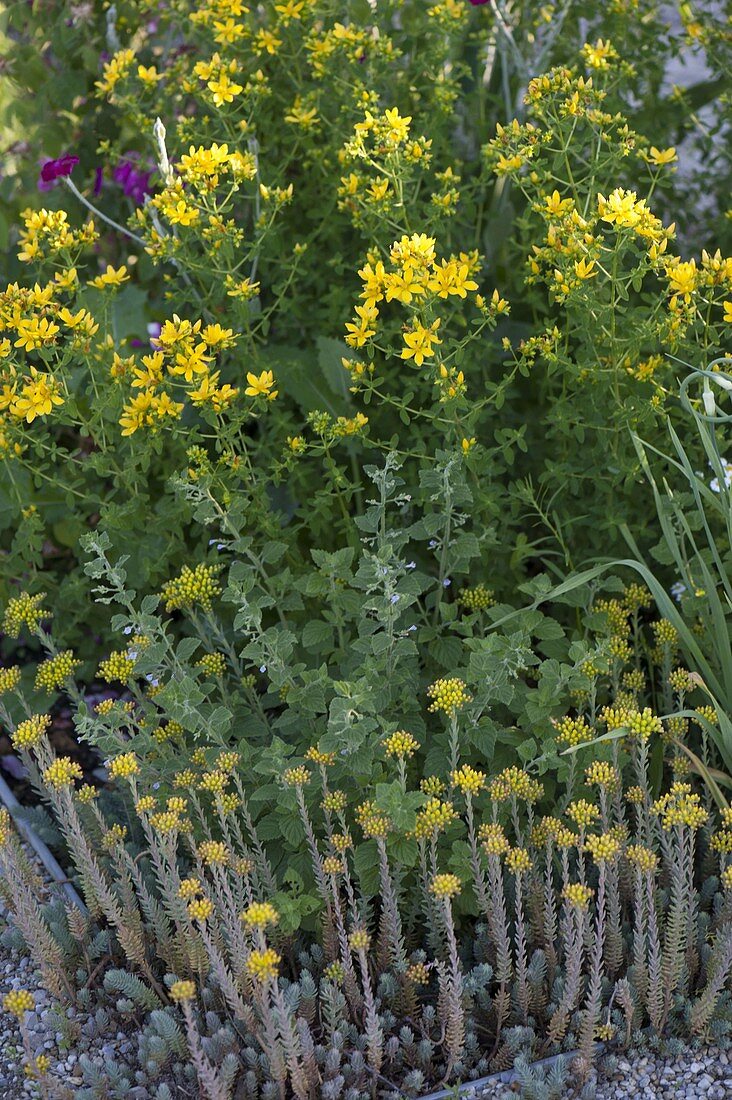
[0,842,143,1099]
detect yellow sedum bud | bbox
[427,677,471,715]
[563,883,594,910]
[0,666,22,695]
[430,873,462,899]
[585,833,621,863]
[452,764,485,795]
[188,897,214,922]
[383,730,420,759]
[108,753,140,780]
[240,902,279,929]
[3,989,34,1017]
[43,757,83,789]
[12,713,51,751]
[169,980,197,1003]
[246,948,281,982]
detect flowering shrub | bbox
[0,0,730,654]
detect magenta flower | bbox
[468,0,490,5]
[38,154,79,189]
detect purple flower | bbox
[38,153,79,190]
[113,155,153,205]
[468,0,490,5]
[93,165,104,196]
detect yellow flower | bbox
[724,302,732,323]
[626,845,658,873]
[207,73,243,106]
[666,259,697,298]
[10,368,64,423]
[198,840,228,865]
[452,764,485,795]
[349,929,371,952]
[244,369,278,400]
[11,713,51,750]
[585,832,621,863]
[383,107,411,143]
[14,317,60,352]
[647,146,677,166]
[567,799,600,828]
[0,666,21,695]
[161,563,221,613]
[89,265,129,290]
[188,897,214,922]
[506,847,532,874]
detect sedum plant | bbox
[2,467,732,1095]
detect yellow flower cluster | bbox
[430,873,461,898]
[349,928,371,952]
[34,650,81,693]
[17,208,97,265]
[11,713,51,751]
[198,840,229,865]
[240,902,279,929]
[149,810,183,834]
[413,798,457,839]
[489,767,543,804]
[117,315,246,435]
[383,730,420,759]
[505,847,532,874]
[426,677,471,715]
[3,592,48,637]
[585,761,619,789]
[283,765,310,787]
[0,666,21,695]
[626,845,659,873]
[585,833,621,863]
[169,980,197,1003]
[452,765,485,795]
[3,989,34,1018]
[652,783,708,831]
[457,585,495,612]
[97,650,136,683]
[161,563,222,613]
[566,800,600,828]
[563,883,594,910]
[627,708,664,740]
[597,188,667,241]
[246,948,281,982]
[305,747,336,767]
[188,897,214,922]
[197,652,227,678]
[553,714,592,748]
[108,753,140,780]
[42,757,83,789]
[479,822,509,856]
[322,791,347,814]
